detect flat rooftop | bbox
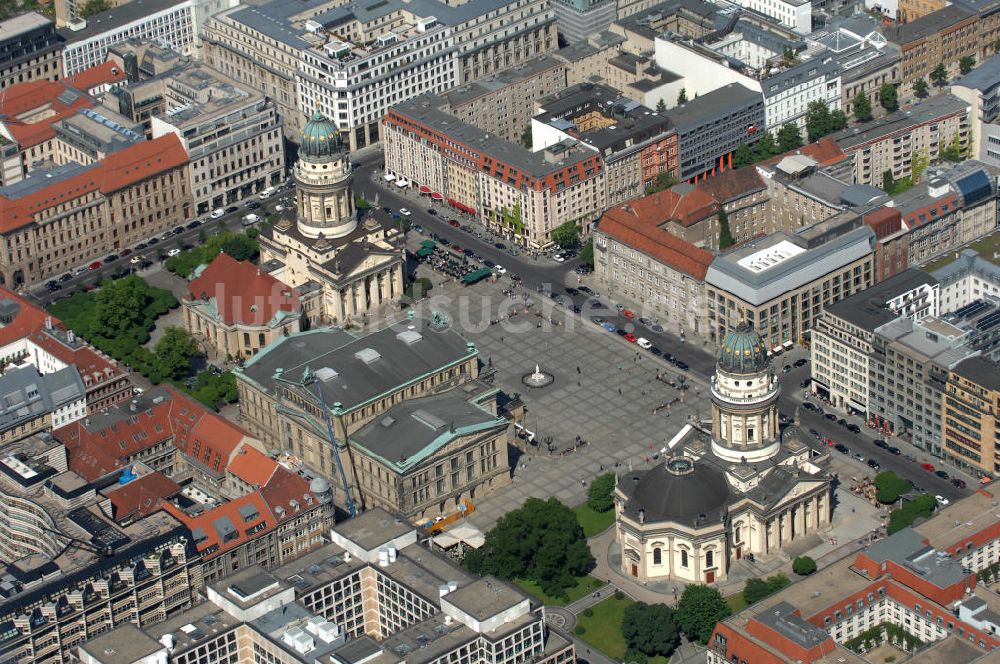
[825,269,937,331]
[915,490,1000,551]
[77,624,164,664]
[865,528,970,589]
[666,83,763,132]
[442,576,527,622]
[145,601,240,655]
[148,64,265,128]
[58,0,191,43]
[915,634,992,664]
[829,94,969,150]
[0,12,51,41]
[332,507,416,552]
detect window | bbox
[681,549,689,567]
[653,548,662,565]
[706,550,714,568]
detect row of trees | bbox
[743,573,790,605]
[165,229,260,278]
[732,123,804,169]
[888,494,938,534]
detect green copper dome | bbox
[717,322,769,375]
[300,111,343,159]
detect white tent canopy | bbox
[432,523,485,549]
[396,178,409,188]
[383,173,396,182]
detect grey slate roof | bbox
[952,356,1000,390]
[865,527,970,588]
[666,83,763,131]
[932,249,1000,287]
[883,5,973,46]
[239,319,476,413]
[825,269,937,331]
[705,227,875,306]
[953,53,1000,91]
[753,602,832,650]
[762,59,838,100]
[350,391,505,471]
[0,366,85,432]
[828,94,970,150]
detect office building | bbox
[952,53,1000,167]
[183,254,322,360]
[0,134,192,288]
[829,94,971,186]
[0,289,134,414]
[0,365,86,443]
[58,0,196,77]
[666,84,766,182]
[942,355,1000,476]
[933,249,1000,312]
[705,225,876,350]
[0,12,62,88]
[203,0,556,145]
[884,6,979,97]
[550,0,617,44]
[235,318,508,518]
[531,82,679,205]
[384,96,606,250]
[259,113,404,325]
[593,198,714,337]
[810,269,940,415]
[111,47,285,214]
[75,509,577,664]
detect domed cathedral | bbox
[614,323,832,585]
[259,112,404,325]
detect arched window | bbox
[653,548,662,565]
[706,550,714,568]
[747,428,755,441]
[735,525,742,543]
[681,549,689,568]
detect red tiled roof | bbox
[0,134,189,234]
[65,61,127,93]
[698,167,766,203]
[599,204,715,280]
[902,194,958,229]
[762,138,849,168]
[186,254,301,327]
[228,445,277,487]
[0,79,93,148]
[0,289,53,348]
[104,471,181,523]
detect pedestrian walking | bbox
[576,366,581,374]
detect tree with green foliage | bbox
[995,38,1000,53]
[656,98,667,113]
[164,230,259,278]
[793,556,817,576]
[879,83,898,112]
[914,78,929,98]
[579,238,594,270]
[550,220,580,248]
[677,88,688,105]
[939,132,965,162]
[777,123,803,153]
[883,170,895,194]
[805,101,838,142]
[853,93,873,122]
[645,171,680,194]
[92,276,151,338]
[752,131,779,162]
[960,55,976,75]
[586,473,616,513]
[888,494,938,534]
[733,144,754,168]
[912,149,930,183]
[622,603,680,657]
[463,497,594,598]
[521,125,532,149]
[188,370,239,410]
[79,0,111,17]
[875,471,912,504]
[930,62,948,86]
[743,574,791,605]
[718,208,735,250]
[154,326,202,381]
[675,585,731,644]
[831,109,849,131]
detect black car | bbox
[824,413,837,421]
[187,220,201,229]
[173,226,184,235]
[382,206,391,214]
[834,444,850,454]
[134,243,148,251]
[616,328,627,337]
[45,280,59,290]
[935,470,950,480]
[800,379,811,388]
[847,424,861,434]
[571,305,582,313]
[793,358,808,367]
[148,237,159,245]
[593,317,607,326]
[782,364,792,373]
[483,260,496,268]
[638,317,653,327]
[837,418,847,427]
[666,353,676,363]
[809,429,821,439]
[494,242,507,250]
[867,459,881,469]
[649,346,663,356]
[802,402,816,411]
[105,254,119,262]
[588,301,602,309]
[59,273,72,282]
[225,206,238,213]
[874,439,889,449]
[426,208,437,215]
[578,286,594,295]
[246,201,261,210]
[463,249,474,257]
[565,287,579,296]
[887,446,901,455]
[952,478,967,489]
[675,361,689,371]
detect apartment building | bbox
[884,6,979,96]
[0,365,86,444]
[952,53,1000,167]
[442,55,567,145]
[933,249,1000,312]
[761,58,842,131]
[112,50,285,214]
[384,96,606,250]
[531,82,679,205]
[829,93,971,185]
[941,356,1000,476]
[58,0,196,77]
[666,84,766,182]
[705,225,877,349]
[76,509,577,664]
[235,319,509,516]
[0,12,62,88]
[708,517,1000,664]
[184,254,320,360]
[593,199,714,337]
[0,289,134,414]
[0,134,192,288]
[203,0,556,145]
[811,269,940,415]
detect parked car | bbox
[210,208,225,219]
[426,208,437,215]
[936,495,950,507]
[167,248,182,257]
[935,470,950,480]
[243,213,260,226]
[130,254,146,264]
[675,361,689,371]
[246,201,261,210]
[88,261,103,270]
[186,220,201,230]
[921,463,936,472]
[636,337,652,349]
[225,206,238,214]
[398,208,412,216]
[649,346,663,356]
[624,333,638,343]
[952,478,967,489]
[847,424,861,434]
[834,444,849,454]
[494,265,507,274]
[867,459,880,469]
[105,254,119,263]
[887,446,901,455]
[59,273,72,282]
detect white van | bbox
[259,186,276,200]
[243,213,260,226]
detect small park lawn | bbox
[575,594,668,663]
[726,593,748,613]
[573,504,615,537]
[514,575,602,606]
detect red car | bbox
[624,333,637,343]
[921,463,935,472]
[451,245,463,253]
[622,309,635,319]
[120,248,132,257]
[88,261,103,270]
[449,220,461,228]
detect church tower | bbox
[295,111,356,239]
[710,322,781,463]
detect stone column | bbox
[380,271,390,303]
[693,545,701,582]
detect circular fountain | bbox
[521,363,554,389]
